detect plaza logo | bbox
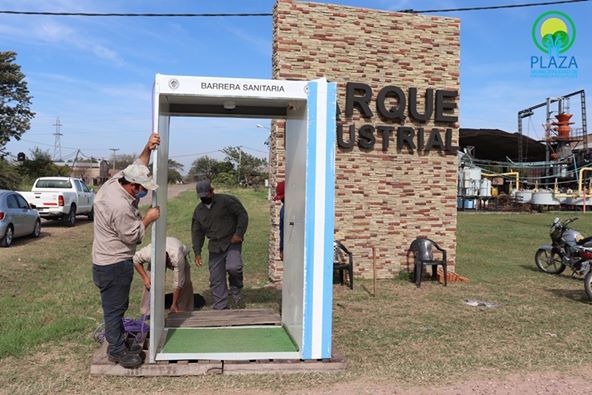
[530,10,578,78]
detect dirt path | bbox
[297,370,592,395]
[138,182,195,206]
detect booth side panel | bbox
[149,114,169,363]
[281,104,308,351]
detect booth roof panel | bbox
[155,74,308,100]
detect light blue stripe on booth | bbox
[321,81,336,358]
[302,79,336,360]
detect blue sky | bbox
[2,0,590,172]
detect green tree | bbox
[111,153,136,170]
[167,158,184,184]
[17,147,69,183]
[186,155,234,183]
[221,146,267,186]
[213,171,237,186]
[0,51,34,155]
[0,158,20,189]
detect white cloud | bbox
[224,26,271,57]
[0,15,126,65]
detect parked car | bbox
[19,177,94,226]
[0,190,41,247]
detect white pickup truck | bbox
[20,177,95,226]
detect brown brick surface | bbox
[269,0,460,281]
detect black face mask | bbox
[200,197,212,205]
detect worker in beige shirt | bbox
[92,132,160,369]
[133,237,194,314]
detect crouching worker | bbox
[133,237,197,314]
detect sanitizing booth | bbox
[148,74,336,363]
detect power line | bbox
[170,150,223,158]
[0,1,587,17]
[0,10,272,17]
[241,145,267,154]
[400,0,589,13]
[18,138,109,152]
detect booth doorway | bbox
[149,75,336,363]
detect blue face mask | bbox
[136,190,148,199]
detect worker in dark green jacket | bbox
[191,180,248,309]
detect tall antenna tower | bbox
[52,117,63,161]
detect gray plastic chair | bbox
[408,238,448,288]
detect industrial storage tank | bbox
[531,190,560,206]
[563,197,592,206]
[463,166,482,196]
[479,178,492,197]
[514,190,533,204]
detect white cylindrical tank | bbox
[468,167,482,180]
[570,197,592,206]
[463,167,482,196]
[479,178,492,197]
[515,190,533,203]
[531,190,560,205]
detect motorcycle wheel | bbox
[534,249,566,274]
[584,271,592,301]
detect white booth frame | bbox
[149,74,336,363]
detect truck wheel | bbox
[87,208,94,221]
[64,205,76,227]
[1,225,13,247]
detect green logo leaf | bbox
[532,11,576,54]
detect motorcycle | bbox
[534,217,592,300]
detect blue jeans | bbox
[92,260,133,355]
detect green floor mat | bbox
[162,326,298,353]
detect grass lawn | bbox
[1,190,592,393]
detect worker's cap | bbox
[196,180,212,197]
[122,163,158,190]
[274,181,285,201]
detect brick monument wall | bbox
[268,0,460,281]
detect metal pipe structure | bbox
[577,167,592,195]
[552,178,577,198]
[482,171,519,194]
[517,89,587,166]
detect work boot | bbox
[231,293,244,309]
[126,337,145,356]
[108,349,143,369]
[128,343,146,361]
[128,343,143,354]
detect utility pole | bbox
[109,148,120,170]
[52,117,63,161]
[237,146,242,184]
[257,124,273,199]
